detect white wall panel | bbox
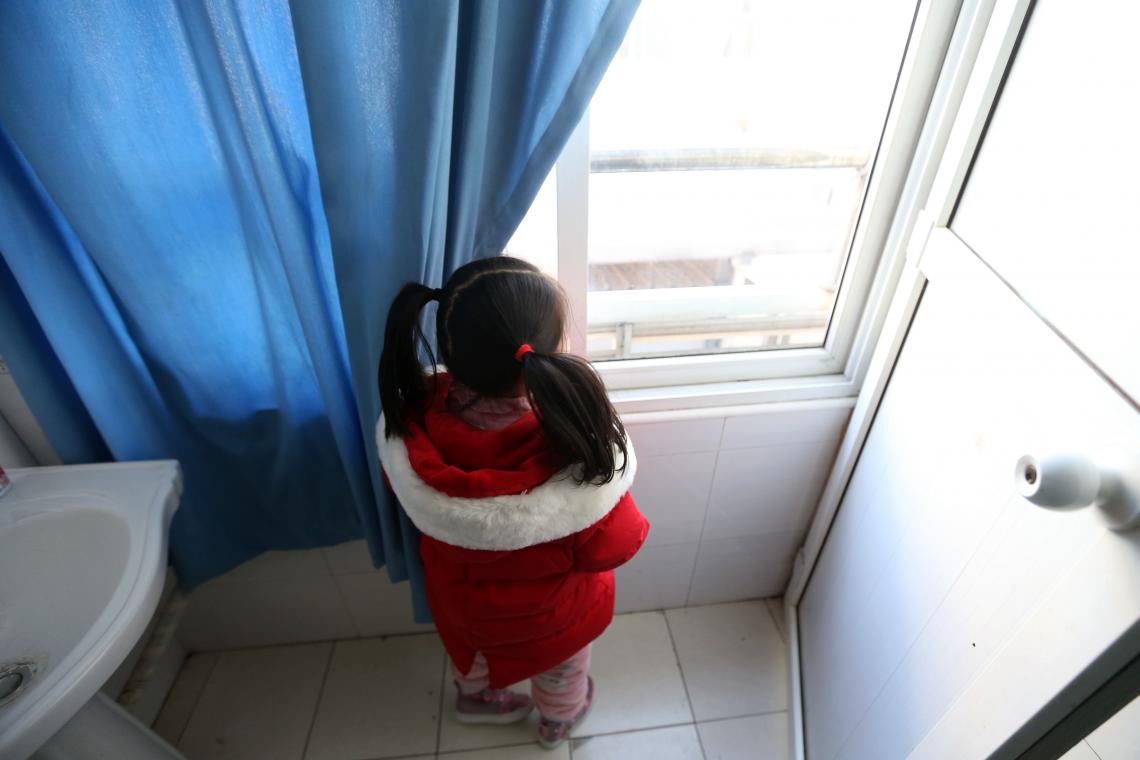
[630,451,716,547]
[799,250,1140,759]
[183,405,849,650]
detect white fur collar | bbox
[376,417,637,551]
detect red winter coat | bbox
[377,375,648,687]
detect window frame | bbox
[538,0,969,412]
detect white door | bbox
[797,230,1140,759]
[793,0,1140,757]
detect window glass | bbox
[587,0,917,360]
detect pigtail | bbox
[379,282,439,438]
[521,352,628,484]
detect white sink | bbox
[0,461,183,760]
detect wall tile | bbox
[614,542,699,613]
[765,597,787,643]
[720,405,850,450]
[702,441,836,541]
[334,571,434,637]
[630,451,716,547]
[0,409,35,467]
[179,575,356,651]
[625,417,724,457]
[177,409,845,651]
[688,533,798,606]
[213,548,330,585]
[321,539,375,575]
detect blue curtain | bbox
[0,0,637,620]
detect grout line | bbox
[192,629,439,656]
[696,708,790,726]
[663,612,706,760]
[570,720,699,745]
[434,649,446,755]
[677,596,767,612]
[172,651,222,747]
[300,642,337,758]
[434,738,555,757]
[764,597,787,644]
[149,649,190,736]
[684,419,726,607]
[318,550,364,639]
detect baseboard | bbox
[101,568,189,726]
[786,594,807,760]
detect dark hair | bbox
[378,257,627,484]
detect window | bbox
[507,0,933,391]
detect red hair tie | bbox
[514,343,535,363]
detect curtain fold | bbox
[0,0,638,621]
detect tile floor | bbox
[155,599,791,760]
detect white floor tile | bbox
[305,634,444,760]
[571,724,703,760]
[334,571,435,637]
[443,743,568,759]
[438,676,540,753]
[630,452,716,547]
[614,542,699,614]
[572,612,692,738]
[698,713,791,760]
[1059,741,1100,760]
[153,652,218,745]
[1088,692,1140,760]
[764,598,787,643]
[666,602,788,721]
[178,643,331,760]
[443,612,693,749]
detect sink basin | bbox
[0,461,182,759]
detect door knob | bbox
[1016,449,1140,531]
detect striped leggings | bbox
[452,645,592,722]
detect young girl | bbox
[377,256,649,749]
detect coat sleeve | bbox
[573,492,650,572]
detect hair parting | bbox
[378,257,628,484]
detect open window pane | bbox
[587,0,917,360]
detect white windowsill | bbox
[608,371,860,416]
